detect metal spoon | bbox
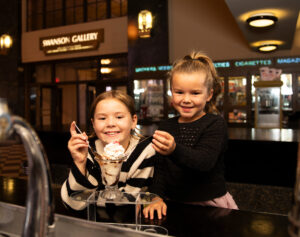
[74,123,98,158]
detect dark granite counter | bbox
[137,124,300,142]
[227,127,300,142]
[0,176,291,237]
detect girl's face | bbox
[91,98,137,149]
[171,71,213,123]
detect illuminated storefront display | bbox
[134,56,300,127]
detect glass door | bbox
[297,74,300,110]
[281,73,293,111]
[227,76,247,123]
[39,85,62,130]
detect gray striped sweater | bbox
[61,136,155,210]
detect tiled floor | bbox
[227,182,293,215]
[0,143,28,179]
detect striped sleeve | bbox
[61,156,102,210]
[119,142,156,194]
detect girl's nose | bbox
[106,117,116,126]
[183,94,191,103]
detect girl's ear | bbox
[207,89,214,102]
[131,114,138,130]
[91,118,95,128]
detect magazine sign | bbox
[40,29,104,55]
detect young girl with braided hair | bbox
[143,51,238,219]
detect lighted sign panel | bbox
[214,62,230,68]
[40,29,104,55]
[134,56,300,74]
[234,59,272,67]
[276,57,300,65]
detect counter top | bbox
[137,124,300,142]
[0,176,291,237]
[227,127,300,142]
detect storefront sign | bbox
[276,57,300,64]
[214,61,230,68]
[234,59,272,67]
[135,65,172,73]
[40,29,104,55]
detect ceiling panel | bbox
[224,0,300,52]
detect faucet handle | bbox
[0,98,12,141]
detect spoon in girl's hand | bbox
[74,122,90,146]
[73,122,98,157]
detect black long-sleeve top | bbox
[150,114,228,202]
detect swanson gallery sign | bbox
[40,29,104,55]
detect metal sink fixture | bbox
[0,98,166,237]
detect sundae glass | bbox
[95,142,126,201]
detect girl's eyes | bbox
[174,91,183,94]
[174,91,201,95]
[96,116,124,120]
[192,92,201,95]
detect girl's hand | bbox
[68,121,89,175]
[152,130,176,155]
[143,197,167,219]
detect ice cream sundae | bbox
[96,141,126,187]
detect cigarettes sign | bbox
[40,29,104,55]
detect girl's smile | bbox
[181,106,193,113]
[104,131,120,136]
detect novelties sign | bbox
[40,29,104,55]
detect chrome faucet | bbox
[0,98,55,237]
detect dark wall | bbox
[127,0,169,91]
[38,131,72,166]
[224,140,297,188]
[0,0,23,116]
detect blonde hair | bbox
[89,90,142,138]
[168,51,221,114]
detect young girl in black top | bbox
[144,51,238,219]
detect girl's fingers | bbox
[152,139,167,151]
[152,143,168,155]
[70,138,89,146]
[153,133,169,145]
[149,208,155,220]
[156,207,162,219]
[143,207,148,218]
[154,130,171,138]
[162,203,167,215]
[71,133,88,141]
[70,121,77,136]
[72,143,89,150]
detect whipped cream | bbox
[103,142,125,160]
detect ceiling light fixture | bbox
[258,44,278,52]
[247,13,278,28]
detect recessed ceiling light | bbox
[258,44,278,52]
[247,13,278,28]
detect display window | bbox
[134,79,165,121]
[281,73,293,110]
[228,76,247,106]
[251,73,293,111]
